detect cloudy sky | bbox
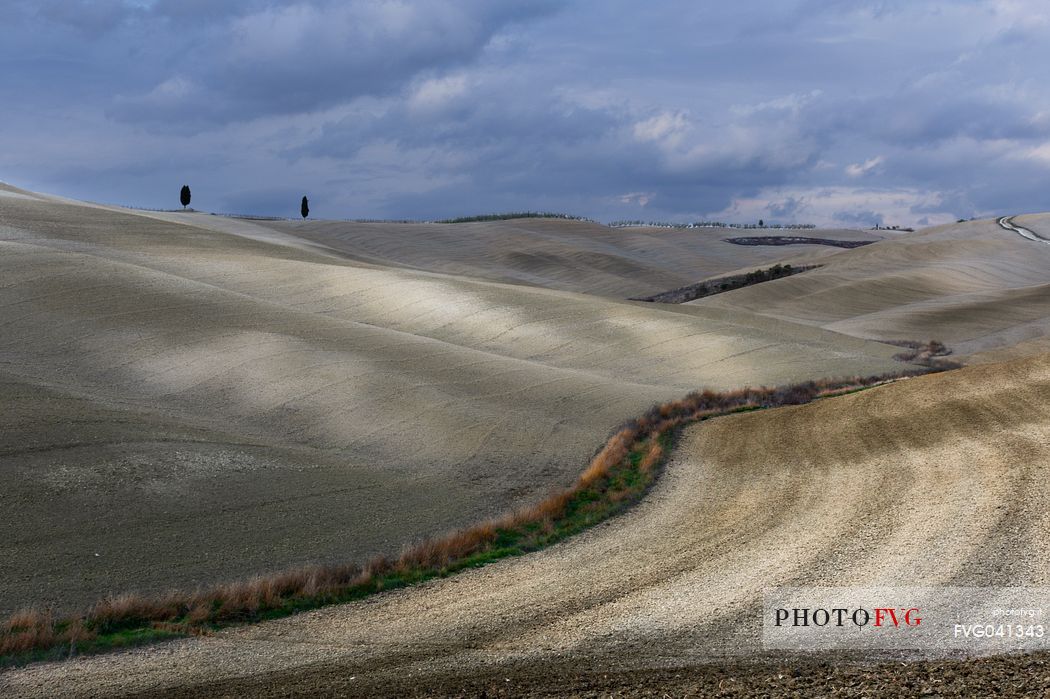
[3,0,1050,226]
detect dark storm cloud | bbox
[35,0,131,34]
[766,197,806,219]
[833,209,884,228]
[3,1,1050,225]
[106,1,560,124]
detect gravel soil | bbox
[143,653,1047,698]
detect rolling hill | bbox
[691,217,1050,362]
[0,185,903,614]
[244,216,881,298]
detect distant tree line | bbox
[633,263,818,304]
[436,212,592,224]
[608,220,817,230]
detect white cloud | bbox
[1022,141,1050,165]
[731,90,823,117]
[711,186,957,229]
[408,74,469,112]
[619,192,654,207]
[632,112,690,147]
[845,156,885,178]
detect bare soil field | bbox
[0,185,903,615]
[4,352,1047,697]
[692,217,1050,360]
[246,216,883,298]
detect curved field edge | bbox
[0,365,950,667]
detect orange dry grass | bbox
[1,610,54,656]
[91,591,182,626]
[57,617,96,650]
[578,428,633,487]
[5,608,49,633]
[638,433,664,474]
[398,522,500,572]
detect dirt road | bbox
[4,353,1048,697]
[998,215,1050,244]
